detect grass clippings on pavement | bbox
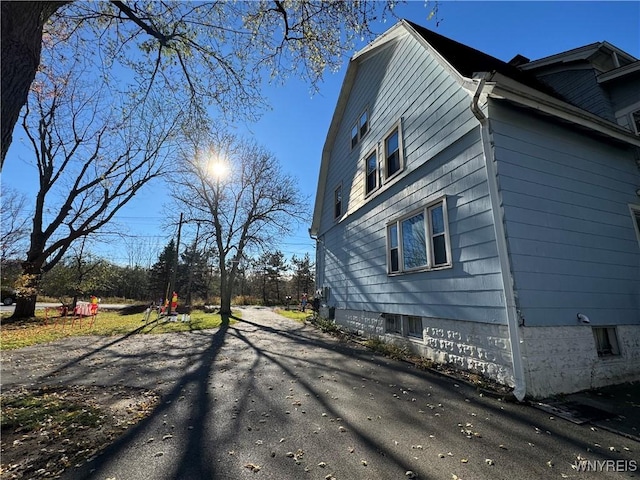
[0,385,159,480]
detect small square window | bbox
[334,185,342,219]
[593,327,620,356]
[385,314,402,334]
[407,316,423,338]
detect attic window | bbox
[351,109,369,148]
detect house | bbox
[309,20,640,399]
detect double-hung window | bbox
[365,150,378,196]
[351,109,369,148]
[387,198,451,274]
[383,120,403,180]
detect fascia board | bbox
[489,72,640,147]
[598,61,640,83]
[520,43,601,70]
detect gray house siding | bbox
[537,70,616,122]
[317,33,507,325]
[490,101,640,327]
[605,72,640,114]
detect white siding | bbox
[490,101,640,327]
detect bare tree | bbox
[10,39,181,319]
[171,132,307,316]
[1,1,404,167]
[0,187,30,262]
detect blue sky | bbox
[3,1,639,266]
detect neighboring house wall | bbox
[489,101,640,394]
[605,73,640,114]
[536,69,616,122]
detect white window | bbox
[334,184,342,219]
[383,122,403,180]
[351,109,369,149]
[387,198,451,274]
[593,327,620,357]
[365,149,378,196]
[407,316,423,338]
[385,314,402,334]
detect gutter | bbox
[471,73,527,402]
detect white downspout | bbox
[471,74,526,401]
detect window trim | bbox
[333,183,343,220]
[382,119,404,182]
[386,197,452,275]
[363,147,379,197]
[350,108,370,149]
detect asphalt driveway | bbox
[2,307,637,479]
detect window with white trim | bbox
[407,316,423,338]
[384,123,403,179]
[334,184,342,220]
[385,314,402,335]
[593,327,620,357]
[365,149,378,196]
[387,199,451,274]
[351,109,369,148]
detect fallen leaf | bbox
[244,463,261,473]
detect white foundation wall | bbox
[334,309,515,388]
[522,325,640,398]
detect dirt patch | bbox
[1,384,159,479]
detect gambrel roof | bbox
[310,20,640,236]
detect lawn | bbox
[274,308,313,322]
[0,307,234,350]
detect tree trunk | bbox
[219,269,233,316]
[12,294,38,319]
[1,1,68,167]
[10,260,43,319]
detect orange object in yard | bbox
[171,292,178,310]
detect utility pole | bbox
[167,212,183,316]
